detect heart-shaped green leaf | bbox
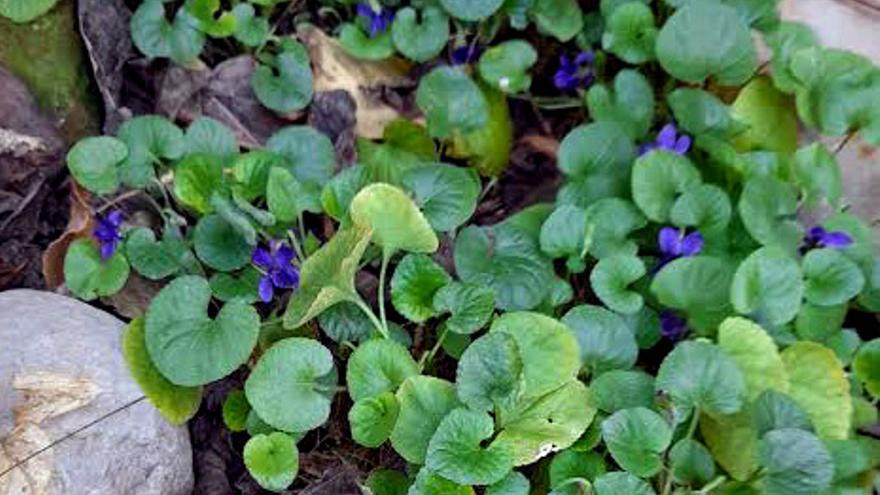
[317,301,374,343]
[246,338,337,432]
[669,184,732,235]
[283,225,372,328]
[117,115,185,187]
[448,84,514,178]
[592,472,655,495]
[656,1,757,85]
[455,218,556,311]
[456,332,523,412]
[130,0,205,64]
[590,255,646,315]
[590,370,655,414]
[650,256,735,332]
[602,407,672,478]
[349,392,400,448]
[339,23,395,60]
[539,205,589,267]
[185,117,238,163]
[549,450,606,488]
[491,312,581,399]
[587,70,655,140]
[145,276,259,386]
[655,341,746,418]
[486,471,530,495]
[174,153,225,214]
[439,0,503,20]
[232,150,288,201]
[193,214,253,271]
[631,151,702,222]
[602,2,657,64]
[184,0,237,37]
[252,49,314,113]
[66,136,128,194]
[731,246,803,326]
[731,76,798,154]
[699,411,758,481]
[478,40,538,94]
[125,228,186,280]
[752,389,813,437]
[64,238,130,301]
[408,468,474,495]
[803,248,865,306]
[416,66,489,139]
[667,88,740,138]
[782,342,852,440]
[390,254,451,323]
[854,339,880,398]
[531,0,583,41]
[557,123,635,208]
[390,376,462,464]
[757,429,833,495]
[243,432,299,492]
[209,269,261,303]
[717,317,789,401]
[347,339,419,402]
[365,469,411,495]
[391,7,449,63]
[738,177,803,252]
[0,0,59,22]
[584,199,647,259]
[266,166,320,223]
[669,439,715,486]
[426,407,514,485]
[495,379,594,465]
[266,126,336,187]
[793,143,842,208]
[433,282,496,335]
[321,165,372,223]
[402,163,480,232]
[350,183,439,255]
[222,389,250,432]
[562,305,638,374]
[122,319,201,425]
[231,3,269,47]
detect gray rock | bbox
[0,289,193,495]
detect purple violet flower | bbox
[660,311,689,342]
[451,44,484,65]
[639,123,691,156]
[803,226,854,251]
[356,3,394,37]
[657,227,703,268]
[93,210,124,261]
[252,240,300,303]
[554,52,595,92]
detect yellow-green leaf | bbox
[349,183,439,255]
[782,342,852,440]
[717,317,788,401]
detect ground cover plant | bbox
[41,0,880,493]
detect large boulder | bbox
[0,289,193,494]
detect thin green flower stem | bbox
[419,325,450,370]
[834,131,856,156]
[378,251,391,336]
[662,408,701,495]
[352,297,387,339]
[286,229,305,263]
[697,476,727,494]
[478,177,499,203]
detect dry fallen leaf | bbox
[12,371,101,425]
[0,423,54,495]
[299,25,413,139]
[42,182,94,290]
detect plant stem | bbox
[834,131,856,155]
[662,408,701,495]
[378,251,391,336]
[698,476,727,494]
[286,229,305,263]
[352,297,387,338]
[419,325,449,369]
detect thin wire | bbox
[0,396,147,480]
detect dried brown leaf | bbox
[42,182,94,289]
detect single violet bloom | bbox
[639,123,691,156]
[451,44,483,65]
[356,3,394,37]
[803,226,854,251]
[93,210,124,261]
[660,311,689,342]
[657,227,703,268]
[554,52,594,92]
[252,240,300,303]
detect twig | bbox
[0,178,45,235]
[0,396,147,480]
